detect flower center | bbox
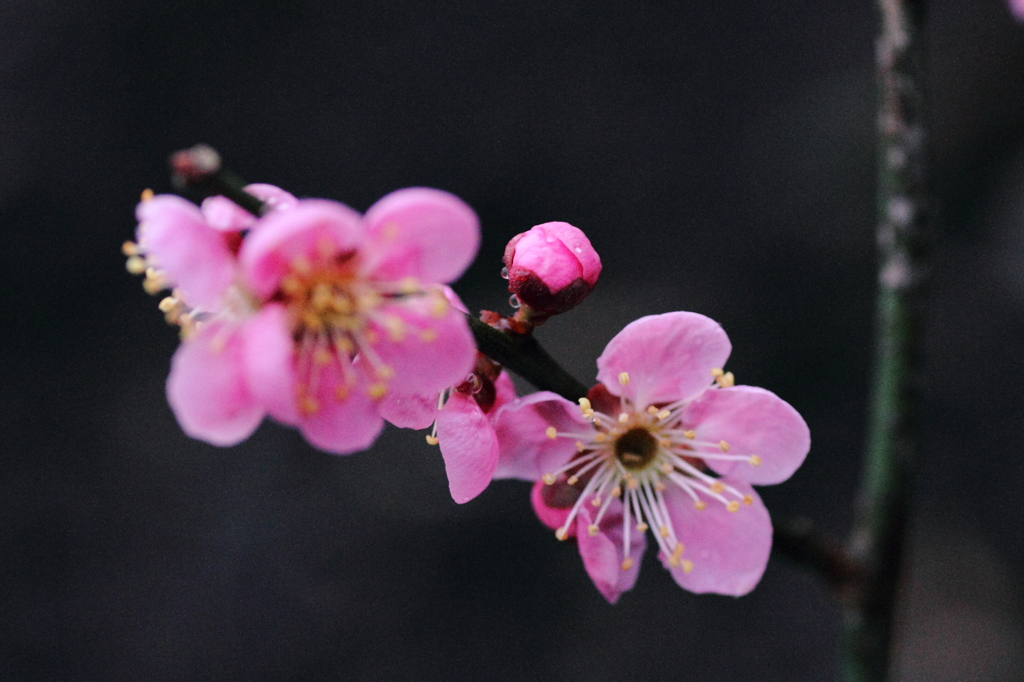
[614,427,658,470]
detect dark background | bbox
[3,1,1024,680]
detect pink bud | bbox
[503,221,601,319]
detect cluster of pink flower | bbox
[126,184,810,603]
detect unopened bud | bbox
[502,222,601,321]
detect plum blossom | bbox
[503,221,601,322]
[129,187,480,454]
[497,312,810,602]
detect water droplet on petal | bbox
[572,242,583,254]
[500,266,509,279]
[509,294,520,309]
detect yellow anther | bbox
[656,409,671,420]
[425,435,439,445]
[140,188,154,202]
[384,318,406,342]
[710,482,725,494]
[727,501,740,512]
[743,494,753,506]
[661,463,673,474]
[555,528,568,541]
[749,455,762,467]
[626,478,639,490]
[587,524,599,536]
[542,473,556,485]
[334,385,349,401]
[618,372,630,385]
[594,433,607,443]
[545,426,558,440]
[575,441,585,452]
[718,371,735,388]
[125,256,146,274]
[611,486,622,498]
[683,430,696,439]
[618,412,629,423]
[718,440,730,452]
[659,525,670,538]
[567,475,579,485]
[430,296,449,318]
[334,337,355,354]
[376,365,394,380]
[620,558,634,571]
[578,397,592,411]
[397,276,418,294]
[710,367,724,378]
[142,276,165,295]
[636,522,649,532]
[299,396,320,415]
[654,482,666,492]
[647,406,659,415]
[121,241,140,256]
[367,382,388,400]
[669,543,684,567]
[682,559,694,574]
[694,500,707,511]
[158,296,178,313]
[590,497,601,507]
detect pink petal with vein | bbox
[436,392,499,503]
[136,195,235,310]
[660,482,772,596]
[363,188,480,284]
[596,312,732,407]
[166,321,263,446]
[492,392,588,480]
[369,295,476,397]
[681,385,810,485]
[296,358,384,455]
[239,199,364,300]
[242,303,300,425]
[577,503,646,604]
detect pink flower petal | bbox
[681,385,810,485]
[492,392,589,480]
[166,321,264,446]
[378,390,440,429]
[436,392,500,504]
[596,311,731,407]
[367,291,476,398]
[296,359,385,455]
[530,479,576,534]
[239,199,364,300]
[660,482,772,596]
[200,185,297,232]
[362,188,480,284]
[241,303,300,425]
[577,502,646,604]
[136,194,235,310]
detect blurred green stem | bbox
[842,0,931,680]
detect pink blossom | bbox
[500,312,810,602]
[503,221,601,321]
[136,187,480,454]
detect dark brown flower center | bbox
[614,427,659,470]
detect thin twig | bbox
[842,1,931,679]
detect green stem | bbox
[842,1,930,679]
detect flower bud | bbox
[502,221,601,321]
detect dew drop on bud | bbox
[500,266,509,279]
[509,294,520,309]
[573,242,582,254]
